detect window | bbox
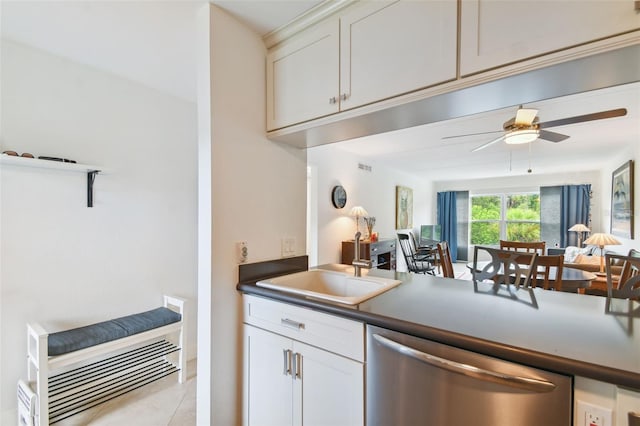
[470,193,540,245]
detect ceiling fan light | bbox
[504,129,539,145]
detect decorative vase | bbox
[364,217,376,241]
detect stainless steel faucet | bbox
[352,231,372,277]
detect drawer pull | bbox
[281,318,305,330]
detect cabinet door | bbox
[460,0,640,75]
[244,325,293,426]
[340,0,457,110]
[293,341,364,426]
[266,19,339,130]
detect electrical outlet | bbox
[237,241,248,263]
[578,401,613,426]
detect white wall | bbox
[196,5,307,424]
[308,144,433,270]
[596,142,639,254]
[0,40,198,420]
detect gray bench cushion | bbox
[47,307,182,356]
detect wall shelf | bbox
[1,154,104,207]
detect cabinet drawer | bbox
[243,294,364,362]
[371,240,396,253]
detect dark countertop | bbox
[237,263,640,390]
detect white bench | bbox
[25,295,186,426]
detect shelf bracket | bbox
[87,170,100,208]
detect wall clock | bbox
[331,185,347,209]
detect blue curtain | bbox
[560,184,591,247]
[437,191,458,262]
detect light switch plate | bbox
[281,237,296,257]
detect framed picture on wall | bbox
[396,186,413,229]
[611,160,634,239]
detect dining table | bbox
[467,261,597,293]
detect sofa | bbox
[555,246,624,275]
[552,246,625,295]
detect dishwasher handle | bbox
[372,334,556,393]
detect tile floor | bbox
[56,359,197,426]
[436,260,473,280]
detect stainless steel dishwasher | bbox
[366,325,572,426]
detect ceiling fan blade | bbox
[539,130,570,143]
[538,108,627,128]
[514,108,538,125]
[442,130,503,139]
[471,134,505,152]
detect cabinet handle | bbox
[281,318,305,330]
[293,352,302,379]
[340,93,348,101]
[329,97,337,104]
[283,349,292,376]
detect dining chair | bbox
[531,255,564,290]
[499,240,546,255]
[437,241,455,278]
[605,250,640,299]
[398,233,435,275]
[472,245,537,290]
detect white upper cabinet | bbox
[460,0,640,75]
[266,0,458,131]
[266,19,339,131]
[340,0,457,110]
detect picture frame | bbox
[611,160,634,239]
[396,186,413,229]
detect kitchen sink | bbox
[256,269,401,305]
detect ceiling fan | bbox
[443,106,627,152]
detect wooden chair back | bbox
[499,240,546,255]
[437,241,455,278]
[532,255,564,290]
[472,246,537,289]
[606,250,640,299]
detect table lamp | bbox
[582,232,621,273]
[349,206,368,234]
[568,223,590,247]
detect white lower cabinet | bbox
[242,295,364,426]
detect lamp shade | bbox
[583,233,621,248]
[349,206,368,217]
[568,224,590,233]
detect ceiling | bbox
[334,82,640,181]
[2,1,638,181]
